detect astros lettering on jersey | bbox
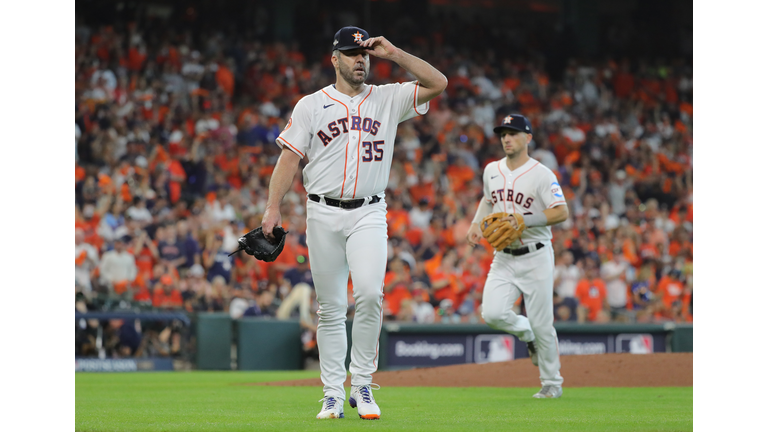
[276,82,428,199]
[482,157,566,247]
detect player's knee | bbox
[530,323,555,339]
[353,286,384,306]
[316,298,347,321]
[482,308,508,329]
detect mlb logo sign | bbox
[474,335,515,364]
[615,334,654,354]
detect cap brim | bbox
[493,125,528,134]
[334,44,365,51]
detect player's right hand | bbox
[466,223,483,248]
[499,214,519,229]
[261,206,282,241]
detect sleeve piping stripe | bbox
[413,81,428,115]
[548,201,567,208]
[277,136,304,158]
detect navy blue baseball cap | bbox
[332,26,370,51]
[493,114,533,135]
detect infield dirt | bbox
[260,353,692,387]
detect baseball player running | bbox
[262,26,447,419]
[466,114,568,398]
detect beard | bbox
[339,60,368,86]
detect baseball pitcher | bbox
[262,26,447,419]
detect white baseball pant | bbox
[481,242,564,387]
[306,198,387,400]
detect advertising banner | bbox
[75,358,174,372]
[387,334,473,367]
[383,330,667,369]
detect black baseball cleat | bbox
[527,341,539,367]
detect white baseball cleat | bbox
[527,341,539,367]
[349,384,381,420]
[533,385,563,399]
[316,396,344,419]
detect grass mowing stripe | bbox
[76,372,692,432]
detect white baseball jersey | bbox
[276,82,428,199]
[482,157,566,247]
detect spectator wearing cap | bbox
[99,236,137,298]
[276,255,314,328]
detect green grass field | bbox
[76,371,692,431]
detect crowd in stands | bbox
[75,12,693,358]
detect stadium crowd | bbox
[75,12,693,358]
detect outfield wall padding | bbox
[236,318,303,370]
[196,312,232,370]
[192,314,692,371]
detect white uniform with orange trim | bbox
[276,81,428,400]
[480,157,565,388]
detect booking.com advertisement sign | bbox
[384,330,666,368]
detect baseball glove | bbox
[481,212,526,251]
[228,227,288,262]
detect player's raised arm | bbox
[357,36,447,105]
[262,147,301,239]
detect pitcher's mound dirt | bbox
[260,353,692,387]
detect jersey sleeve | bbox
[539,168,567,209]
[482,165,493,204]
[390,81,430,123]
[275,96,312,158]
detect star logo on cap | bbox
[353,31,363,42]
[334,39,338,46]
[503,115,513,124]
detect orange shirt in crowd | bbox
[574,278,607,321]
[656,276,685,309]
[152,287,183,308]
[76,215,103,251]
[383,271,412,316]
[446,164,474,192]
[215,64,235,97]
[76,164,86,183]
[167,159,187,203]
[430,269,462,306]
[386,208,410,237]
[130,245,156,278]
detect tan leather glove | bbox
[481,213,526,251]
